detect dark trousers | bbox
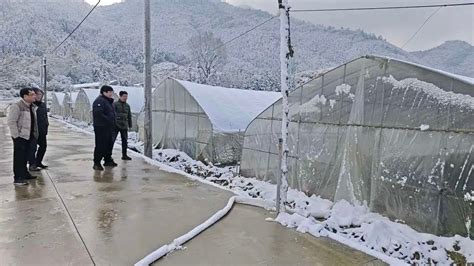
[36,134,47,165]
[13,137,30,180]
[29,134,47,166]
[94,126,113,165]
[113,128,128,157]
[28,137,37,166]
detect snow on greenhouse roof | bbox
[367,55,474,85]
[54,92,65,107]
[113,86,144,113]
[175,79,282,133]
[382,75,474,109]
[72,82,101,90]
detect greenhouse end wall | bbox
[51,93,65,117]
[72,91,93,124]
[152,79,242,165]
[240,55,473,237]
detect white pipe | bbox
[135,196,275,266]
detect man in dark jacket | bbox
[28,88,49,171]
[92,85,117,170]
[113,91,132,160]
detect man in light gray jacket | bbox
[7,88,38,186]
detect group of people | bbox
[92,85,133,171]
[7,87,49,186]
[7,85,133,185]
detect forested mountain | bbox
[1,0,472,97]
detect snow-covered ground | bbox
[60,117,473,265]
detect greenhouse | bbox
[72,88,101,124]
[50,92,66,117]
[146,78,281,165]
[72,87,138,126]
[71,82,102,90]
[239,55,474,237]
[63,91,79,118]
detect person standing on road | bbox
[28,88,49,171]
[113,91,132,161]
[7,88,38,186]
[92,85,117,170]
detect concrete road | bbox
[0,118,383,266]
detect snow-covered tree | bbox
[0,0,471,94]
[187,31,228,84]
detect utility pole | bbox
[144,0,153,158]
[42,56,47,109]
[276,0,293,214]
[40,61,43,90]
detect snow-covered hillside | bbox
[412,40,474,78]
[0,0,472,92]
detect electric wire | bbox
[52,0,101,53]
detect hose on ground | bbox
[135,196,274,266]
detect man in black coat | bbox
[92,85,117,170]
[28,88,49,171]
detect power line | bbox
[170,2,472,76]
[401,6,443,49]
[290,2,474,12]
[52,0,101,53]
[170,15,278,76]
[217,15,277,50]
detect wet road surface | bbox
[0,118,383,265]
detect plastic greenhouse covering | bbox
[239,55,474,237]
[63,92,78,118]
[72,88,100,124]
[50,92,65,117]
[72,88,119,124]
[149,78,281,165]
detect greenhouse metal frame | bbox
[240,55,474,237]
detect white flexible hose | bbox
[135,196,275,266]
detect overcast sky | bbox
[86,0,473,51]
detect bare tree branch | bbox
[187,31,228,84]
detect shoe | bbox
[122,155,132,160]
[37,163,48,169]
[29,165,41,171]
[26,172,37,178]
[14,180,29,186]
[104,161,118,167]
[25,175,37,180]
[93,164,104,171]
